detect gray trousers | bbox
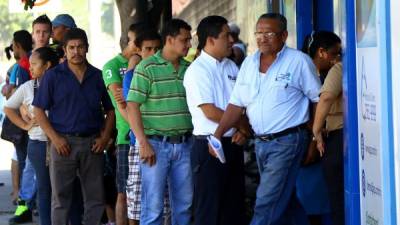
[50,135,104,225]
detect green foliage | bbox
[24,0,36,10]
[0,1,33,44]
[61,0,89,33]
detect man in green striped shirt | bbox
[125,19,193,225]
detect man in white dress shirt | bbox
[213,13,321,225]
[184,15,250,225]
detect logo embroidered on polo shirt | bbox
[275,72,291,82]
[227,75,236,81]
[119,68,127,76]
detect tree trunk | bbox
[116,0,172,49]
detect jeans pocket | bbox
[273,132,298,146]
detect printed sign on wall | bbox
[356,0,384,224]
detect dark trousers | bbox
[191,137,245,225]
[14,133,28,178]
[321,129,344,225]
[50,135,104,225]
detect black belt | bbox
[256,123,307,142]
[193,135,231,141]
[62,132,98,138]
[147,133,192,144]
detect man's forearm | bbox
[201,104,249,133]
[199,104,224,123]
[33,107,59,141]
[126,102,147,144]
[313,99,333,134]
[4,107,30,130]
[214,104,244,138]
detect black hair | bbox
[196,15,228,50]
[257,13,287,31]
[134,29,161,48]
[301,31,341,58]
[161,19,191,45]
[32,14,52,29]
[33,47,59,68]
[5,44,13,60]
[63,28,89,48]
[129,22,149,34]
[13,30,33,52]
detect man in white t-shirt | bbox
[183,15,250,225]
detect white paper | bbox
[207,135,226,163]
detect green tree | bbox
[0,1,33,45]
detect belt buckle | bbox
[259,134,274,142]
[168,135,183,144]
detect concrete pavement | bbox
[0,139,37,225]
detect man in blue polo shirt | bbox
[33,28,115,225]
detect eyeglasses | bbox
[254,31,281,39]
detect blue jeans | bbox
[19,156,37,204]
[140,137,194,225]
[250,129,310,225]
[28,139,51,225]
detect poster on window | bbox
[390,0,400,224]
[356,0,384,224]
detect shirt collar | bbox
[276,44,287,59]
[154,50,190,67]
[61,60,96,78]
[252,44,288,63]
[116,54,128,64]
[200,50,230,67]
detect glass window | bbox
[282,0,297,48]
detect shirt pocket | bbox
[270,81,292,102]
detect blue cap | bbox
[52,14,77,28]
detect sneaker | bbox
[9,200,32,224]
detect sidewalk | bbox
[0,139,37,225]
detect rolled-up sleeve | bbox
[320,63,342,97]
[184,66,213,107]
[229,59,250,107]
[5,84,25,109]
[299,56,321,103]
[32,71,53,110]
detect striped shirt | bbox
[126,50,193,136]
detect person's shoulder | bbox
[284,47,308,58]
[284,47,314,65]
[238,52,259,70]
[332,62,343,71]
[19,79,34,91]
[187,55,206,69]
[225,58,238,69]
[139,55,162,69]
[88,64,103,76]
[43,63,63,80]
[102,55,121,70]
[327,62,343,77]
